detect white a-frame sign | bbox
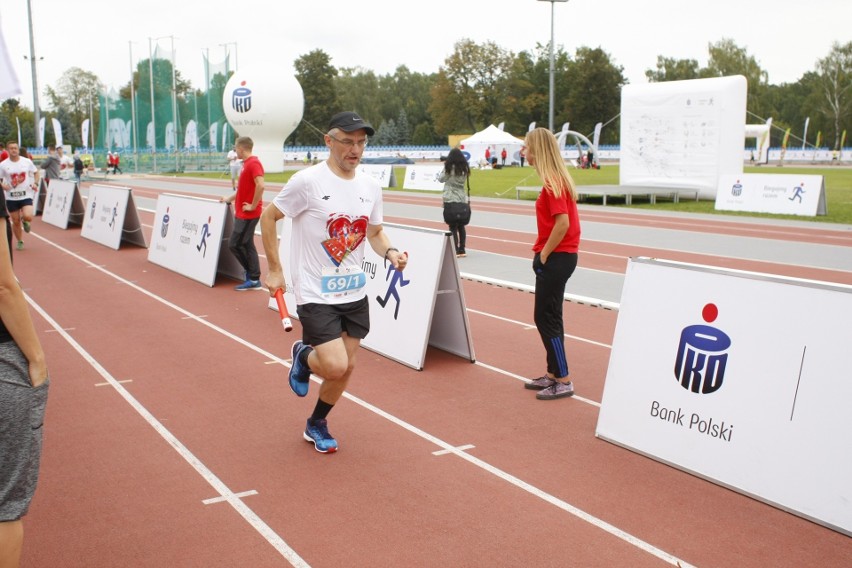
[81,184,147,250]
[148,194,245,287]
[42,179,85,229]
[272,222,475,370]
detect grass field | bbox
[178,164,852,225]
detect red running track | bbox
[13,181,852,567]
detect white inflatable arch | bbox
[745,118,772,164]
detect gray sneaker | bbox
[524,376,555,390]
[536,380,574,400]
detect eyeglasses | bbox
[328,133,368,149]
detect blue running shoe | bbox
[234,279,262,291]
[289,341,311,397]
[303,418,338,453]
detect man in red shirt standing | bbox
[220,136,264,290]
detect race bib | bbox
[9,189,26,199]
[320,266,366,299]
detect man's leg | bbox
[8,211,22,244]
[21,205,33,226]
[300,334,360,453]
[228,217,251,273]
[242,217,261,281]
[309,333,361,405]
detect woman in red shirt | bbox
[522,127,581,400]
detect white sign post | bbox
[80,184,147,250]
[42,179,85,229]
[147,194,244,287]
[715,173,827,216]
[271,222,474,370]
[596,258,852,536]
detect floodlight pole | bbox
[129,41,139,172]
[26,0,42,148]
[148,37,157,172]
[538,0,568,132]
[219,42,238,72]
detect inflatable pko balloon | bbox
[223,70,304,173]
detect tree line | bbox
[1,38,849,151]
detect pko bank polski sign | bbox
[715,173,826,216]
[596,257,852,536]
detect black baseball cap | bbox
[328,111,375,136]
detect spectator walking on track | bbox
[438,147,472,257]
[261,111,408,454]
[220,136,265,291]
[227,145,242,191]
[73,153,84,185]
[41,146,61,185]
[522,127,581,400]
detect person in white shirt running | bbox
[0,143,40,251]
[261,111,408,454]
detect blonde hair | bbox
[525,127,577,201]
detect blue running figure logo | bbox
[108,202,119,230]
[788,183,805,203]
[375,257,410,320]
[196,215,212,257]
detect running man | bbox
[261,111,408,453]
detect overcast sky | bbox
[1,0,849,112]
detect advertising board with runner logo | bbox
[357,164,396,188]
[80,184,147,250]
[147,193,244,286]
[596,257,852,536]
[715,173,826,216]
[402,165,444,191]
[42,179,85,229]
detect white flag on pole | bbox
[38,117,45,149]
[0,28,21,99]
[52,118,63,147]
[82,119,90,150]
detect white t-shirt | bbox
[227,150,242,169]
[0,157,38,202]
[272,161,383,306]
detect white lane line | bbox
[462,273,620,311]
[466,308,613,349]
[95,379,132,387]
[433,445,475,456]
[27,240,311,568]
[344,389,690,567]
[31,232,691,567]
[203,490,258,505]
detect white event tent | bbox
[458,125,525,167]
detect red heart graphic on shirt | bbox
[322,214,368,266]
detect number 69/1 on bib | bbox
[320,267,366,298]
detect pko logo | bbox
[674,303,731,394]
[161,206,170,238]
[232,81,252,113]
[731,180,743,196]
